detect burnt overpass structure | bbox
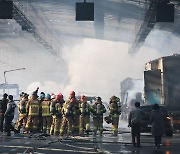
[0,0,180,56]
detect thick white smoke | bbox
[1,32,179,101]
[60,38,162,101]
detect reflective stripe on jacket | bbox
[55,102,62,117]
[62,101,73,117]
[26,99,39,116]
[79,101,90,116]
[91,102,106,117]
[18,99,28,116]
[109,102,120,118]
[42,100,51,116]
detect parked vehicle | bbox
[144,54,180,130]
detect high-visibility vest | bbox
[27,99,39,116]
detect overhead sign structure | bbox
[0,1,13,19]
[156,2,174,22]
[76,1,94,21]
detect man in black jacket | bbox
[4,95,16,136]
[0,93,8,132]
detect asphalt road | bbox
[0,124,180,154]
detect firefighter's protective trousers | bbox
[93,116,103,135]
[60,116,73,136]
[79,115,90,135]
[25,116,39,132]
[42,100,51,133]
[16,114,27,132]
[42,116,52,133]
[111,115,119,135]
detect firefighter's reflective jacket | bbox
[109,101,121,118]
[50,100,64,117]
[62,98,80,117]
[61,100,73,117]
[42,99,51,117]
[91,101,106,117]
[72,99,80,117]
[26,99,40,116]
[18,98,28,116]
[79,101,90,116]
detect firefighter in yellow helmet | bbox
[109,95,121,136]
[91,96,106,136]
[79,95,91,136]
[42,94,52,134]
[25,88,40,133]
[15,93,29,133]
[50,93,64,135]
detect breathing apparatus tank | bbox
[97,103,101,115]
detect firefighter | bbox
[38,92,45,133]
[15,93,29,133]
[91,96,106,136]
[42,94,52,134]
[25,89,40,133]
[19,92,25,100]
[50,93,64,135]
[79,95,91,136]
[0,93,8,132]
[60,95,76,136]
[69,91,80,135]
[49,94,56,135]
[4,95,17,136]
[109,95,121,136]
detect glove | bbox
[128,123,131,127]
